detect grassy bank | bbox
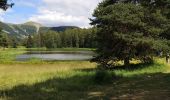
[0,48,26,63]
[0,48,170,99]
[0,60,169,99]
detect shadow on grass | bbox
[76,63,156,72]
[109,63,158,71]
[1,72,170,100]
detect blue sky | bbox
[0,0,102,27]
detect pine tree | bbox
[91,0,170,67]
[26,35,33,48]
[0,0,14,10]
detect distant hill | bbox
[0,21,79,38]
[39,26,79,33]
[23,21,43,28]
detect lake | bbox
[16,51,95,61]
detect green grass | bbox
[0,60,169,99]
[0,61,97,100]
[0,48,26,63]
[114,61,167,77]
[0,48,170,99]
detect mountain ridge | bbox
[0,21,79,38]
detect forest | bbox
[0,27,97,49]
[25,28,97,48]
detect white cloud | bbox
[29,9,90,27]
[0,8,15,22]
[29,0,102,28]
[0,10,6,22]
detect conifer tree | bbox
[91,0,170,67]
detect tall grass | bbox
[0,48,26,63]
[0,59,169,99]
[0,61,97,90]
[0,48,169,99]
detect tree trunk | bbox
[124,57,130,66]
[166,54,170,63]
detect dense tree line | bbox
[0,32,8,49]
[0,30,18,49]
[24,28,97,48]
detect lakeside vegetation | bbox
[0,49,168,99]
[0,48,26,63]
[0,28,97,49]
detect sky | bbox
[0,0,102,28]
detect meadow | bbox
[0,48,170,99]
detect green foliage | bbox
[26,35,33,48]
[0,0,14,10]
[29,28,97,49]
[91,0,170,67]
[0,31,9,48]
[43,31,61,48]
[0,21,80,41]
[10,37,18,48]
[0,21,96,48]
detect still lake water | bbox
[16,51,94,61]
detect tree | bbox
[12,40,17,48]
[24,28,97,49]
[26,35,33,48]
[43,31,59,48]
[91,0,170,67]
[0,32,9,49]
[0,0,14,10]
